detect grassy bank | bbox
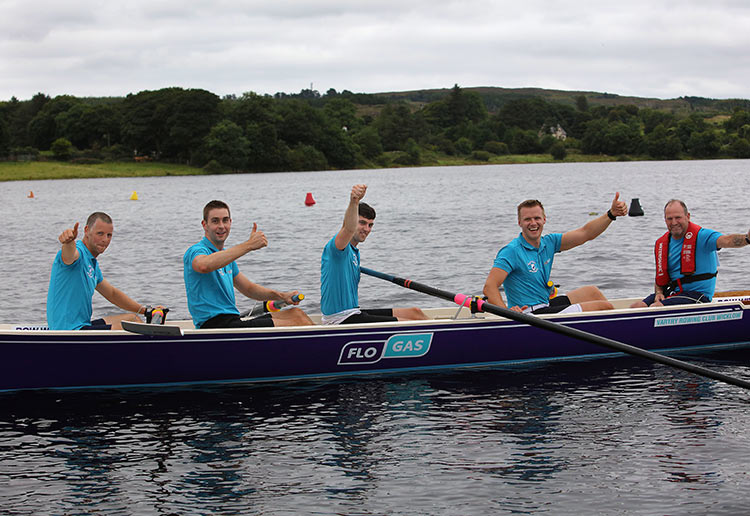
[0,161,205,182]
[0,153,632,182]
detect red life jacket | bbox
[654,222,702,287]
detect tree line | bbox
[2,84,750,172]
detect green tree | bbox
[726,109,750,131]
[323,97,360,131]
[200,120,250,171]
[422,84,487,128]
[51,137,74,160]
[27,95,80,150]
[550,141,567,160]
[56,103,121,149]
[455,136,473,154]
[581,119,609,154]
[686,130,720,158]
[352,126,383,159]
[603,121,643,155]
[121,88,179,157]
[165,89,221,163]
[375,103,419,151]
[646,124,682,159]
[575,95,589,112]
[245,122,287,171]
[729,138,750,158]
[6,93,49,148]
[0,111,9,156]
[675,114,707,147]
[287,143,328,171]
[510,129,540,154]
[224,92,279,129]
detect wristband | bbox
[606,210,616,221]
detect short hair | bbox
[517,199,545,218]
[203,200,231,221]
[359,202,376,220]
[86,212,112,227]
[664,199,688,215]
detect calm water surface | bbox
[2,160,750,514]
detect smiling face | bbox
[664,201,690,240]
[82,218,113,257]
[202,207,232,249]
[518,205,546,246]
[351,216,374,246]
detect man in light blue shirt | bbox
[46,212,150,330]
[184,200,313,329]
[631,199,750,307]
[320,184,427,324]
[483,194,627,314]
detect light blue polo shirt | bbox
[320,236,360,315]
[47,240,104,330]
[667,228,721,300]
[492,233,562,308]
[183,237,240,328]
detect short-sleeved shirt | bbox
[184,237,240,328]
[46,240,104,330]
[666,227,721,300]
[491,233,563,308]
[320,236,360,316]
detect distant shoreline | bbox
[0,153,635,182]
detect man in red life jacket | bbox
[631,199,750,307]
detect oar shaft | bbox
[361,267,750,391]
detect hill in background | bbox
[368,86,750,116]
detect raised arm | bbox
[334,184,367,250]
[560,192,627,251]
[716,229,750,249]
[192,223,268,274]
[58,222,80,265]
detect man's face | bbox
[664,202,690,239]
[203,208,232,247]
[518,205,546,243]
[83,218,113,257]
[352,216,374,245]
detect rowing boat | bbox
[1,293,749,392]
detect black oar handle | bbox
[360,267,750,391]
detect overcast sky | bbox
[1,0,749,102]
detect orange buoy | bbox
[304,192,316,206]
[27,191,34,198]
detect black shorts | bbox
[341,308,398,324]
[641,291,708,306]
[531,295,572,314]
[80,318,112,330]
[201,313,275,329]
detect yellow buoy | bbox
[129,191,139,201]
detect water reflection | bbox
[4,347,749,514]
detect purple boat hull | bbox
[1,301,749,391]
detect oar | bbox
[361,267,750,391]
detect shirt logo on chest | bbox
[527,260,538,273]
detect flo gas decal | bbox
[338,333,433,365]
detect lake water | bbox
[2,160,750,514]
